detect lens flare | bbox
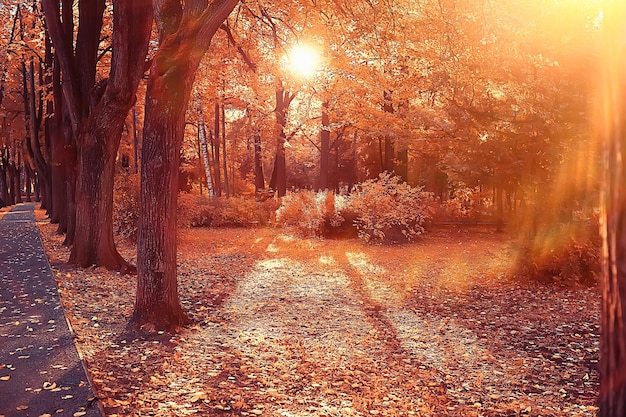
[286,44,321,78]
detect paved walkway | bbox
[0,203,103,417]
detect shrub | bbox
[516,216,601,286]
[177,193,205,228]
[275,190,338,237]
[189,196,279,228]
[349,172,433,243]
[442,184,484,219]
[113,173,140,241]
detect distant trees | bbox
[0,0,606,332]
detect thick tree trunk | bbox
[599,115,626,417]
[132,0,239,331]
[70,127,129,269]
[599,3,626,415]
[133,58,193,331]
[67,0,152,270]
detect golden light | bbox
[286,44,321,78]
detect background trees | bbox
[0,0,603,331]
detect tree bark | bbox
[198,105,215,197]
[213,102,222,196]
[253,133,265,193]
[132,107,140,174]
[0,159,8,207]
[269,82,294,197]
[319,102,330,191]
[383,90,395,174]
[68,0,152,270]
[132,0,239,331]
[599,3,626,415]
[221,101,230,198]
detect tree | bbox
[599,2,626,415]
[41,0,152,270]
[131,0,240,331]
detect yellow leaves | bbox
[104,398,130,407]
[189,391,207,403]
[0,375,9,381]
[42,381,57,390]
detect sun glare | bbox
[286,44,321,78]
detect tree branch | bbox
[220,23,256,72]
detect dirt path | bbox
[37,218,599,417]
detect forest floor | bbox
[35,207,600,417]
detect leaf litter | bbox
[37,213,599,417]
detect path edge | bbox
[33,203,107,417]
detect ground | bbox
[35,207,600,417]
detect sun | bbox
[286,44,321,78]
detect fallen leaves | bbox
[42,381,57,391]
[189,391,207,403]
[36,216,599,417]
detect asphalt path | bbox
[0,203,103,417]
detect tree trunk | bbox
[495,174,504,232]
[70,127,130,269]
[269,83,294,197]
[383,90,395,174]
[599,3,626,415]
[384,137,395,173]
[253,133,265,193]
[221,102,230,198]
[396,147,409,182]
[132,0,239,331]
[0,159,8,206]
[213,102,222,196]
[132,107,139,174]
[25,165,32,202]
[319,103,330,191]
[63,151,77,246]
[133,57,193,331]
[198,118,215,197]
[67,0,152,270]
